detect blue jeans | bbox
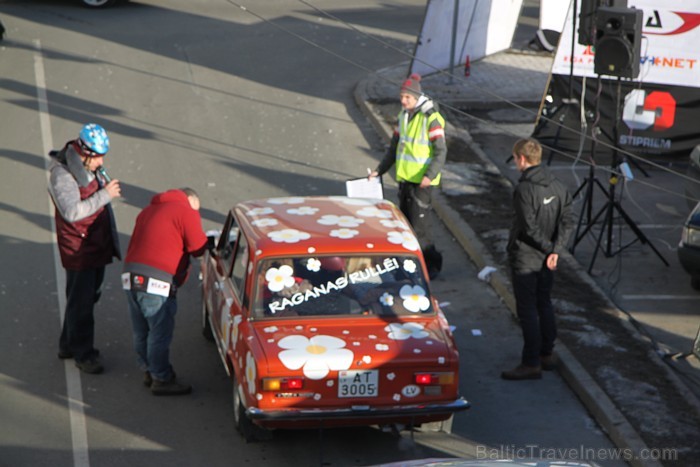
[125,290,177,382]
[512,268,556,367]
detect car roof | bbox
[233,196,422,258]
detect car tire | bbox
[81,0,120,8]
[691,276,700,291]
[232,376,255,442]
[201,295,214,342]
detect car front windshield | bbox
[253,255,433,318]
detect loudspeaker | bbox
[578,0,628,45]
[578,0,598,45]
[594,6,643,78]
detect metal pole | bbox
[449,0,460,84]
[569,0,577,101]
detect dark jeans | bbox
[398,183,442,274]
[60,267,105,362]
[398,182,433,247]
[512,267,556,367]
[125,290,177,382]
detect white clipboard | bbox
[345,176,383,199]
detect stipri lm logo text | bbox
[620,90,675,150]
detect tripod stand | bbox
[570,76,669,273]
[541,0,581,166]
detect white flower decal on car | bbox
[317,214,365,228]
[379,293,394,306]
[385,322,429,340]
[330,228,359,239]
[380,219,410,230]
[288,206,319,215]
[247,207,274,216]
[356,206,393,218]
[266,265,295,292]
[402,259,417,273]
[334,197,374,206]
[251,218,278,227]
[245,352,256,395]
[267,197,304,204]
[387,231,419,251]
[400,285,430,312]
[267,229,311,243]
[231,315,243,344]
[277,335,354,380]
[306,258,321,272]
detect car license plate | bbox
[338,370,378,398]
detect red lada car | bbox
[200,196,468,440]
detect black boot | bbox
[151,375,192,396]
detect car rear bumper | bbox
[247,397,470,425]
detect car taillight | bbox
[414,372,455,385]
[262,377,304,391]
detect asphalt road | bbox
[0,1,626,466]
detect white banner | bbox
[540,0,570,32]
[410,0,523,77]
[552,1,700,88]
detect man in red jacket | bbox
[122,188,208,395]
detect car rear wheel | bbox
[201,295,214,341]
[232,375,255,442]
[81,0,120,8]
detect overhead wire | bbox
[226,0,699,206]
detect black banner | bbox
[532,73,700,164]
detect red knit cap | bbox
[400,73,422,97]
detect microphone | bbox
[96,166,112,183]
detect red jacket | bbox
[124,190,207,287]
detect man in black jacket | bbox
[502,138,574,380]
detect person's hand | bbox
[419,176,431,188]
[546,253,559,271]
[278,279,313,298]
[368,170,379,180]
[104,179,121,199]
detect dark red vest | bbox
[55,177,116,270]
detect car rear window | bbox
[253,255,433,318]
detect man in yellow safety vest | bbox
[369,73,446,279]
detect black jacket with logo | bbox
[507,164,574,274]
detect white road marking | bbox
[34,39,91,467]
[622,295,700,300]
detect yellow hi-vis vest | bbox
[395,108,444,185]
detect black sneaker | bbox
[75,357,104,374]
[151,376,191,396]
[144,372,153,387]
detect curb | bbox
[354,74,667,467]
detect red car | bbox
[200,196,468,440]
